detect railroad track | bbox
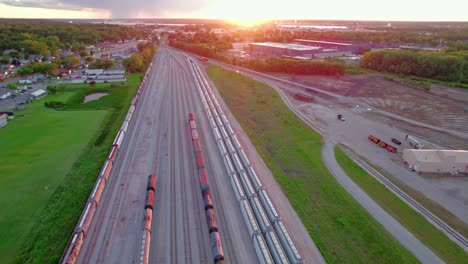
[189,57,304,263]
[343,148,468,250]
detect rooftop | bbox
[294,39,354,46]
[251,42,321,51]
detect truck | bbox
[406,135,424,149]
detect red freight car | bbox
[145,190,155,210]
[202,190,213,210]
[189,112,195,121]
[147,174,157,192]
[193,139,202,153]
[205,208,219,233]
[196,153,205,168]
[199,168,209,191]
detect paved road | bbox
[322,142,444,264]
[198,57,459,261]
[76,46,257,263]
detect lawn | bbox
[0,73,142,264]
[335,146,467,263]
[0,93,107,264]
[207,64,418,263]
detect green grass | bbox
[207,64,418,263]
[0,73,142,264]
[0,93,107,264]
[334,146,467,263]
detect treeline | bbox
[122,43,156,73]
[170,41,217,58]
[232,57,344,75]
[0,20,150,52]
[231,28,468,51]
[170,41,345,76]
[361,50,468,83]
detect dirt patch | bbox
[83,93,108,103]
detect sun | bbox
[226,18,266,27]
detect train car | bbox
[202,190,214,210]
[147,174,157,192]
[189,112,195,121]
[145,190,155,210]
[196,153,205,168]
[193,139,202,153]
[199,168,210,191]
[209,232,224,263]
[205,208,219,233]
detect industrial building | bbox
[31,89,48,100]
[248,42,354,58]
[403,149,468,175]
[248,42,322,58]
[293,39,371,54]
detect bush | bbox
[44,101,65,109]
[89,81,96,86]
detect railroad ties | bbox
[138,174,157,264]
[60,62,154,264]
[188,58,303,264]
[189,113,225,264]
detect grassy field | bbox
[0,74,142,264]
[207,64,418,263]
[335,146,467,263]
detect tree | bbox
[17,66,34,76]
[46,85,57,95]
[89,58,113,69]
[0,56,9,64]
[63,56,81,69]
[123,54,145,73]
[6,83,18,90]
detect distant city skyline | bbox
[0,0,467,22]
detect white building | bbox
[403,149,468,175]
[0,91,11,99]
[31,89,48,100]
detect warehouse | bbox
[248,42,322,58]
[293,39,370,54]
[31,89,48,100]
[403,149,468,175]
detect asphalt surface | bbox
[200,58,465,261]
[76,46,257,263]
[177,49,327,264]
[322,142,444,264]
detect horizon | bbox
[0,0,467,23]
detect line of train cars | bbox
[60,62,153,264]
[368,135,398,153]
[139,174,157,264]
[189,112,225,264]
[189,59,303,264]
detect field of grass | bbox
[207,64,418,263]
[0,74,142,264]
[0,93,107,264]
[334,146,467,263]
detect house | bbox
[2,49,18,55]
[0,90,11,99]
[19,75,37,84]
[0,114,7,128]
[59,69,72,76]
[31,89,48,100]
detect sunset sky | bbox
[0,0,467,21]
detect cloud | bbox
[0,0,210,18]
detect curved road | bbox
[322,142,444,264]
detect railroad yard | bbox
[61,46,325,264]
